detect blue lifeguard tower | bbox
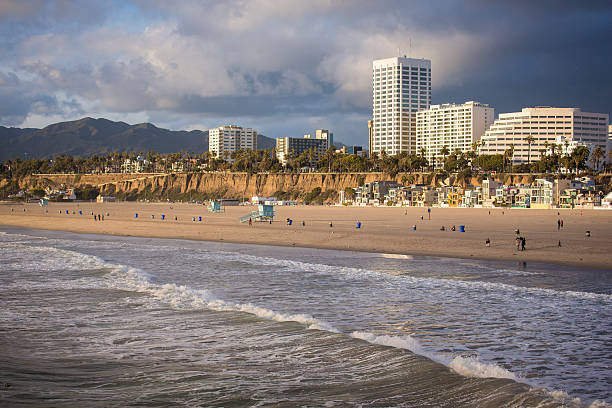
[208,200,224,213]
[239,204,275,223]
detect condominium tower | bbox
[479,107,609,164]
[372,56,431,156]
[276,129,333,166]
[416,101,494,166]
[208,125,257,159]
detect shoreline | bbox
[2,202,611,271]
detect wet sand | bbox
[1,201,611,270]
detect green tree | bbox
[524,135,535,165]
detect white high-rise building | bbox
[416,101,494,166]
[372,56,431,156]
[208,125,257,159]
[479,107,609,164]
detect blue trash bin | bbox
[135,213,138,218]
[288,219,292,225]
[459,225,465,232]
[161,214,165,220]
[198,216,202,222]
[65,210,69,214]
[356,222,361,229]
[412,225,416,231]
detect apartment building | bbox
[208,125,257,159]
[479,107,609,164]
[372,56,431,156]
[416,101,494,167]
[275,130,332,166]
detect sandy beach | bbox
[1,201,611,270]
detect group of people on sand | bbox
[515,234,526,251]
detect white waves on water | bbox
[105,262,520,381]
[350,331,517,380]
[106,264,339,333]
[212,250,612,303]
[2,231,610,406]
[2,235,524,382]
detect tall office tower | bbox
[372,56,431,156]
[208,125,257,159]
[480,107,609,164]
[416,101,494,167]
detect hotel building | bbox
[479,107,609,164]
[416,101,494,166]
[208,125,257,159]
[372,56,431,156]
[276,129,333,166]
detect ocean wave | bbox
[350,331,517,380]
[108,262,522,382]
[1,241,108,272]
[542,389,611,408]
[106,264,339,333]
[206,250,612,303]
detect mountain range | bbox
[0,117,276,161]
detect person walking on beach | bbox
[557,219,561,230]
[516,236,521,251]
[521,237,526,251]
[248,217,252,226]
[485,238,490,247]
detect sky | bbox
[1,0,611,147]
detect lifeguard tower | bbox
[208,200,224,213]
[239,204,275,223]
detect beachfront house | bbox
[601,192,612,208]
[462,188,482,207]
[482,179,502,200]
[355,181,403,206]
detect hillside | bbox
[0,117,276,160]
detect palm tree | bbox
[418,147,427,173]
[439,145,450,169]
[524,135,535,165]
[591,146,605,172]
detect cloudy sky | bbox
[1,0,611,146]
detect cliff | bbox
[5,172,560,202]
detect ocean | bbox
[1,227,610,407]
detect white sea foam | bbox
[350,331,517,380]
[380,253,413,260]
[209,251,612,303]
[106,264,339,333]
[538,389,612,408]
[106,263,519,381]
[448,355,516,380]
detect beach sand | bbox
[1,201,611,270]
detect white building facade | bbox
[416,101,494,166]
[208,125,257,159]
[372,56,431,156]
[480,107,609,164]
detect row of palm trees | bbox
[2,139,608,180]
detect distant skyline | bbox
[1,0,611,147]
